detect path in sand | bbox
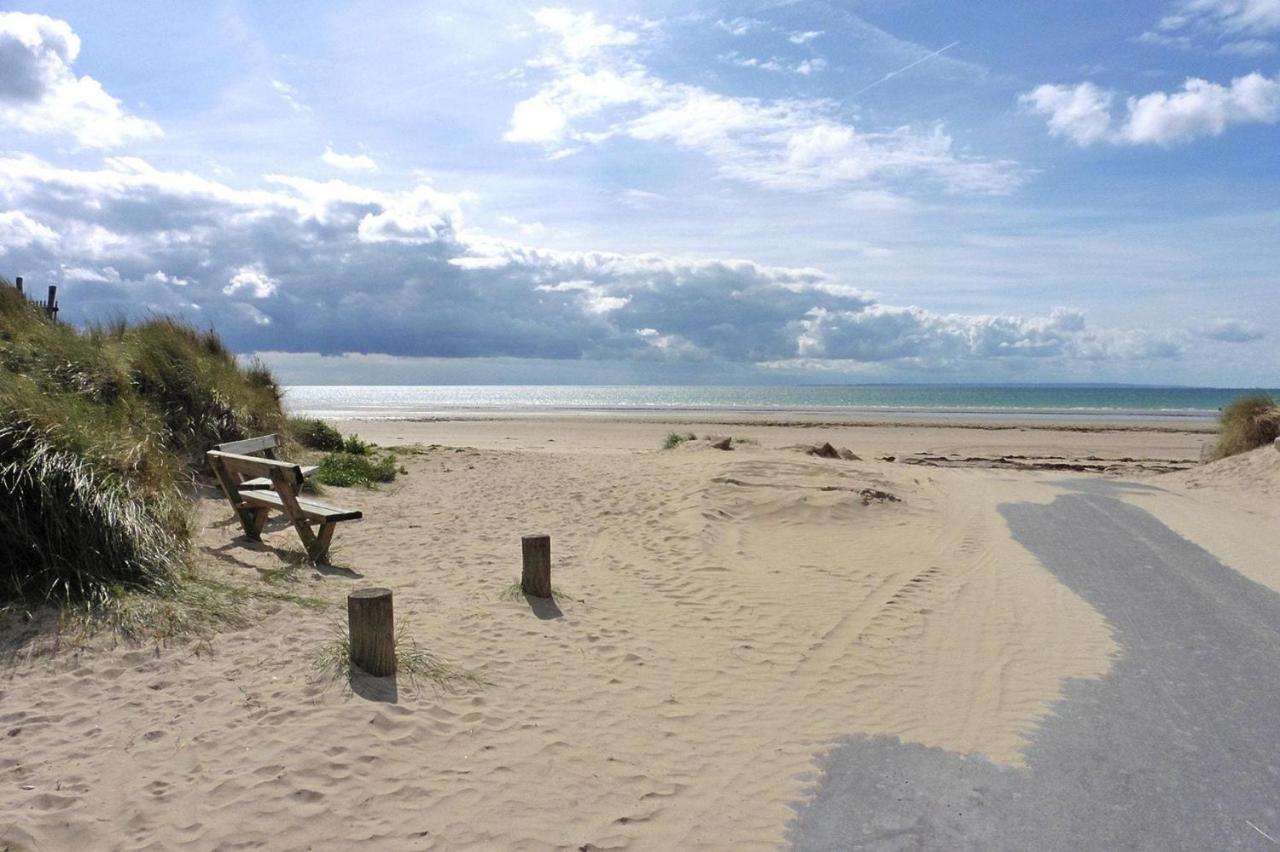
[790,477,1280,851]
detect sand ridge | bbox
[3,419,1224,849]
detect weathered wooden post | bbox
[521,534,552,598]
[14,276,22,295]
[348,587,396,676]
[45,285,57,321]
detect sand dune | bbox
[3,418,1254,849]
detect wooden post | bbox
[521,534,552,598]
[14,276,22,295]
[348,588,396,677]
[45,285,57,320]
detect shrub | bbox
[289,417,344,451]
[315,452,397,487]
[342,434,371,455]
[1213,395,1280,459]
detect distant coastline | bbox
[282,384,1273,423]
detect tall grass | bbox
[1213,395,1280,459]
[0,279,287,606]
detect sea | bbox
[281,385,1276,423]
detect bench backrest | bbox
[207,450,304,495]
[213,433,282,458]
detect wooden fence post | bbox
[348,587,396,676]
[521,534,552,598]
[45,285,57,321]
[14,276,22,295]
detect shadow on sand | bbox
[349,670,398,704]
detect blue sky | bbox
[0,0,1276,385]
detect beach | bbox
[4,413,1280,849]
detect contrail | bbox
[849,40,960,98]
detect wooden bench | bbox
[212,434,317,492]
[207,450,361,563]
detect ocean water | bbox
[282,385,1276,422]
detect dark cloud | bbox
[0,156,1187,372]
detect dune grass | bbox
[1213,395,1280,459]
[314,624,480,691]
[662,431,697,449]
[0,279,287,607]
[288,417,344,451]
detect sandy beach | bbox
[4,414,1279,850]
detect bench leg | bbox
[247,507,270,540]
[309,522,336,563]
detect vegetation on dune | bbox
[662,431,697,449]
[315,451,397,488]
[1213,395,1280,460]
[288,417,344,452]
[0,280,287,606]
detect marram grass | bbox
[1213,395,1280,460]
[0,278,287,608]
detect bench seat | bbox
[238,489,362,523]
[207,448,360,562]
[240,465,318,490]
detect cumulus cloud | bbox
[0,154,1190,374]
[1143,0,1280,55]
[0,209,57,251]
[507,8,1021,194]
[223,265,278,299]
[0,12,161,147]
[1022,71,1280,145]
[321,146,377,171]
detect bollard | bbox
[348,587,396,676]
[521,534,552,598]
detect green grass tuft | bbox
[315,451,397,487]
[662,431,697,449]
[1213,395,1280,459]
[314,625,481,691]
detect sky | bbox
[0,0,1276,386]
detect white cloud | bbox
[271,79,309,113]
[1146,0,1280,53]
[0,12,161,148]
[0,209,57,251]
[720,52,827,75]
[531,7,636,61]
[789,31,824,45]
[715,17,760,37]
[223,265,279,299]
[508,9,1020,195]
[321,146,378,171]
[1022,72,1280,145]
[1020,82,1115,145]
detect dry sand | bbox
[2,415,1275,850]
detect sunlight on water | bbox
[281,385,1273,421]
